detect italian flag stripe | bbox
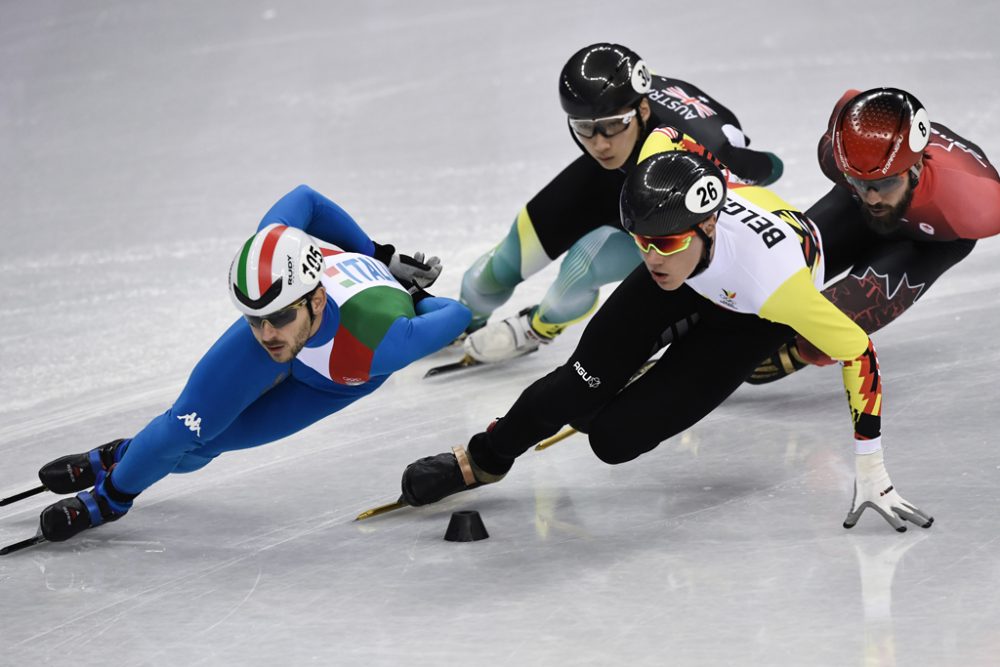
[339,286,415,349]
[258,225,288,296]
[236,236,255,297]
[328,325,373,384]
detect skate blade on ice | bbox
[423,347,541,379]
[1,530,47,556]
[355,499,408,521]
[0,485,47,506]
[423,354,482,378]
[533,428,578,451]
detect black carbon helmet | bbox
[559,43,652,118]
[620,152,727,236]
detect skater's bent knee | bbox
[174,452,214,473]
[588,420,658,465]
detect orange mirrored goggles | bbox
[630,229,697,256]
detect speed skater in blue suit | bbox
[28,184,470,546]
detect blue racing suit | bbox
[109,185,470,495]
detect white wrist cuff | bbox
[854,436,882,456]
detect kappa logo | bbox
[177,412,203,437]
[573,361,601,389]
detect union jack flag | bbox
[662,86,717,119]
[653,126,679,139]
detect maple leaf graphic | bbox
[824,267,925,334]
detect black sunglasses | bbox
[244,297,309,330]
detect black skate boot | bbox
[37,439,127,494]
[39,478,134,542]
[401,445,507,507]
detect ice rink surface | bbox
[2,1,999,665]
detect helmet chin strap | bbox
[689,224,714,277]
[305,285,321,328]
[623,100,651,169]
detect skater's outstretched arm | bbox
[760,268,933,532]
[371,297,471,375]
[258,184,375,255]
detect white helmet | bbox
[229,224,324,317]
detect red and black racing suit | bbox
[805,89,1000,353]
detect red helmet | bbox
[833,88,930,179]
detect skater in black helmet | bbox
[402,138,932,534]
[457,42,782,367]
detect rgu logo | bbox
[573,361,601,389]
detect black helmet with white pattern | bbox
[620,151,727,236]
[559,43,652,118]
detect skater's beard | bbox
[859,172,918,236]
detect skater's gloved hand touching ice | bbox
[843,449,934,532]
[373,242,442,289]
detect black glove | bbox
[407,285,434,305]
